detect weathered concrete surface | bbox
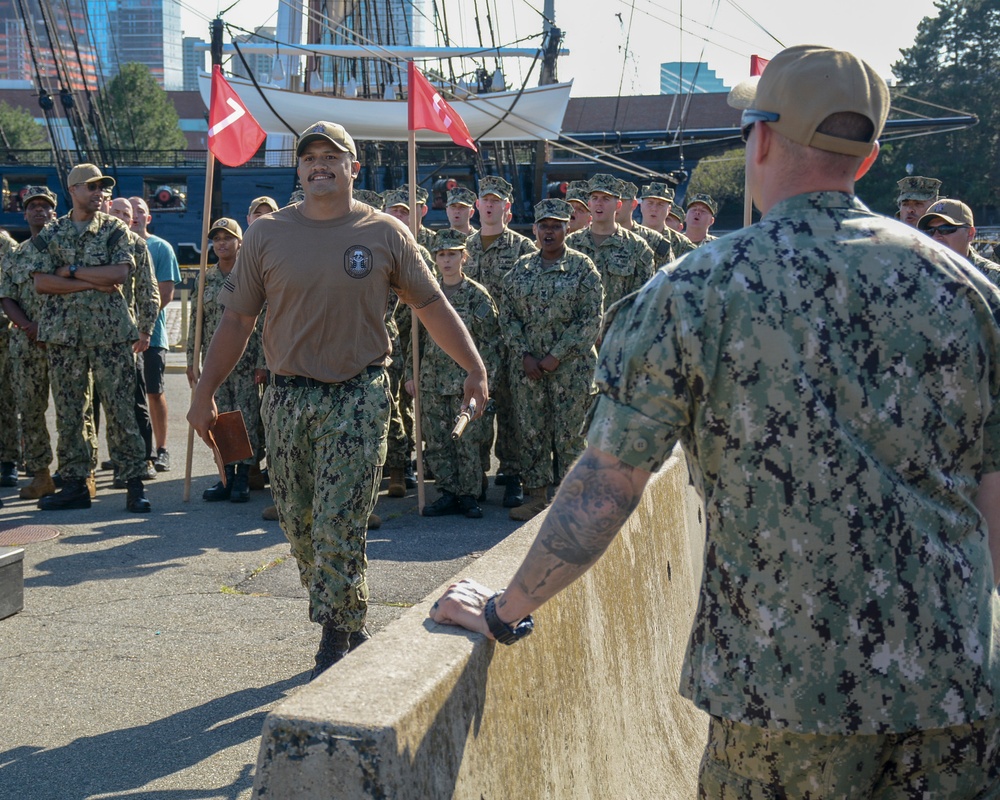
[253,449,709,798]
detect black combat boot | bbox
[229,464,250,503]
[203,465,235,501]
[39,478,91,510]
[0,462,18,487]
[422,490,462,516]
[309,624,351,680]
[125,478,151,513]
[460,494,483,519]
[502,474,524,508]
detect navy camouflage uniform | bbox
[566,224,656,308]
[0,232,20,468]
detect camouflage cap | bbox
[208,217,243,241]
[667,207,684,224]
[248,196,278,215]
[640,182,675,202]
[296,120,357,159]
[620,181,639,201]
[534,198,573,222]
[431,228,469,252]
[67,163,115,189]
[478,175,513,200]
[382,189,410,209]
[686,193,718,215]
[896,176,941,204]
[588,173,623,198]
[353,188,384,209]
[565,180,591,207]
[393,185,428,205]
[22,185,57,207]
[917,198,974,229]
[446,186,477,207]
[288,188,305,204]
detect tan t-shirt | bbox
[220,202,440,383]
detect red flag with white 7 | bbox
[208,65,267,166]
[407,62,478,151]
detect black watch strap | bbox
[484,593,534,645]
[68,264,78,278]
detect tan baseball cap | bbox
[208,218,243,241]
[917,198,974,229]
[248,196,278,215]
[728,45,888,158]
[67,163,115,189]
[296,121,357,159]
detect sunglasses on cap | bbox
[740,109,781,143]
[925,223,969,237]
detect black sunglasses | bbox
[740,109,781,143]
[925,223,969,237]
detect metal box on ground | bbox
[0,547,25,619]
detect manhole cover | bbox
[0,525,61,546]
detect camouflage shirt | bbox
[465,228,537,297]
[629,223,685,268]
[187,266,264,371]
[690,232,718,247]
[0,231,14,325]
[662,224,697,259]
[416,225,436,252]
[499,247,604,366]
[31,212,156,346]
[121,229,161,337]
[566,225,656,308]
[969,248,1000,289]
[0,238,48,322]
[408,277,500,396]
[589,192,1000,735]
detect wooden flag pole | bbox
[183,150,216,502]
[407,127,427,514]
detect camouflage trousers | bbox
[422,391,487,498]
[0,327,21,463]
[262,367,390,630]
[480,348,519,475]
[47,343,146,481]
[384,354,411,471]
[509,357,595,488]
[699,715,1000,799]
[8,332,52,473]
[215,358,263,466]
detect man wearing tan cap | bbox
[896,175,941,227]
[32,164,158,513]
[247,196,279,228]
[188,121,487,680]
[0,186,58,499]
[433,45,1000,792]
[917,198,1000,283]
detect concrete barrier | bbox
[253,448,709,798]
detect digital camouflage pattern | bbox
[700,716,1000,796]
[566,224,656,307]
[464,228,536,297]
[631,223,676,269]
[188,267,265,464]
[662,223,697,259]
[32,211,157,344]
[500,248,603,487]
[588,192,1000,734]
[969,248,1000,288]
[383,291,411,472]
[0,231,18,463]
[1,240,52,471]
[408,277,500,498]
[691,232,718,248]
[262,369,390,629]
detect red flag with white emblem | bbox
[407,62,477,152]
[208,65,266,166]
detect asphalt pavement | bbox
[0,309,520,800]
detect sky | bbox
[177,0,943,96]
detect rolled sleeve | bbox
[587,394,678,471]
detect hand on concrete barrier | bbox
[429,578,495,638]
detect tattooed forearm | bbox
[507,447,650,606]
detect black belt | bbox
[270,366,382,389]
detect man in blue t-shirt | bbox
[130,196,182,472]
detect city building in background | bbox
[659,61,728,94]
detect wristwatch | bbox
[68,264,78,279]
[484,593,534,645]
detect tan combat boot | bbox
[508,486,550,522]
[387,468,406,497]
[86,471,97,499]
[19,468,56,500]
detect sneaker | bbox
[422,491,462,517]
[153,448,171,472]
[143,461,157,481]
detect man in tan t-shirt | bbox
[188,120,488,680]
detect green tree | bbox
[862,0,1000,222]
[0,100,48,152]
[101,62,186,152]
[686,148,748,228]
